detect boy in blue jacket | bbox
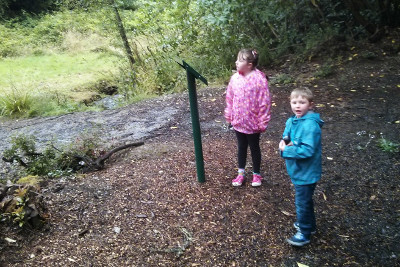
[279,87,324,246]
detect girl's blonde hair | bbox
[290,87,314,102]
[238,49,259,70]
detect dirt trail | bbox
[1,54,400,266]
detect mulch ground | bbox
[1,43,400,266]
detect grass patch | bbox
[378,138,400,153]
[0,51,121,117]
[0,52,119,100]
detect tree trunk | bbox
[110,0,135,69]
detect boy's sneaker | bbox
[251,174,262,187]
[232,175,245,186]
[286,231,311,247]
[293,222,317,235]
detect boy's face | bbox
[290,95,313,118]
[235,55,252,75]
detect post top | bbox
[177,60,208,85]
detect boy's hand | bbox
[279,140,286,151]
[279,139,293,151]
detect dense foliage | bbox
[0,0,399,115]
[2,0,399,63]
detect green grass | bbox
[0,52,119,102]
[378,138,400,153]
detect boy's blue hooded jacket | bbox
[281,111,324,185]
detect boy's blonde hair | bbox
[290,87,314,102]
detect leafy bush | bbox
[56,129,107,172]
[0,0,54,20]
[3,134,56,176]
[6,187,29,227]
[2,131,108,178]
[0,182,44,228]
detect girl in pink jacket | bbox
[224,49,271,187]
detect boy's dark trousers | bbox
[294,183,317,235]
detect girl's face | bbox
[290,95,313,118]
[235,54,252,75]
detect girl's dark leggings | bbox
[235,130,261,173]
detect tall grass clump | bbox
[0,88,33,117]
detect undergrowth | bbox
[3,131,108,178]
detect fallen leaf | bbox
[316,104,325,108]
[253,209,261,215]
[170,126,178,129]
[370,195,376,201]
[5,237,16,243]
[297,263,309,267]
[322,192,327,201]
[281,210,295,216]
[327,157,333,160]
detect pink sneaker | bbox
[232,175,245,186]
[251,174,262,187]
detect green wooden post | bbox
[178,60,208,183]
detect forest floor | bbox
[1,37,400,266]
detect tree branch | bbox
[95,141,144,168]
